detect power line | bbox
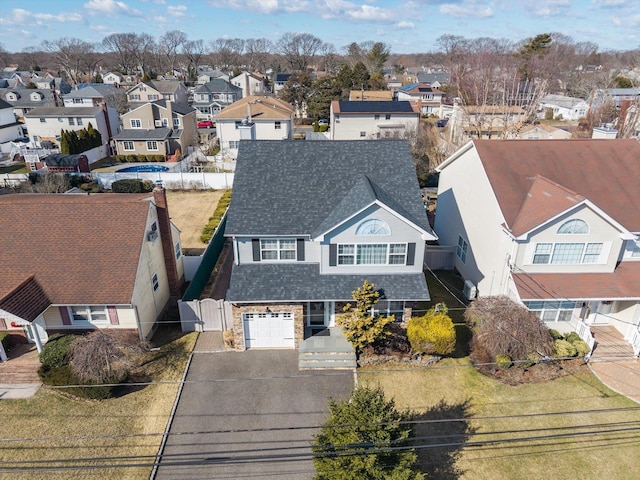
[2,406,638,444]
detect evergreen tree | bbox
[337,280,394,351]
[60,129,69,154]
[312,386,424,480]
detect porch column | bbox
[0,342,7,362]
[31,324,43,354]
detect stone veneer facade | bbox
[230,303,305,351]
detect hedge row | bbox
[200,190,231,243]
[112,179,156,193]
[112,154,166,163]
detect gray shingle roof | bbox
[225,264,430,302]
[194,79,242,94]
[152,99,195,115]
[225,140,431,236]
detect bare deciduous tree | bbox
[159,30,187,75]
[69,330,146,385]
[102,33,137,74]
[245,38,273,72]
[42,37,96,85]
[277,32,324,71]
[465,296,554,366]
[182,39,206,80]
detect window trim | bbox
[456,236,468,264]
[531,242,604,265]
[146,140,158,151]
[336,242,408,266]
[557,219,589,235]
[122,140,135,151]
[274,121,281,130]
[130,118,142,128]
[152,273,159,293]
[524,301,577,322]
[356,219,391,236]
[260,238,297,261]
[68,305,108,324]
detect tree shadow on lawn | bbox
[413,398,475,480]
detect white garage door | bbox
[243,312,295,348]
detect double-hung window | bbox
[338,243,407,265]
[147,141,158,151]
[122,141,135,151]
[532,242,603,264]
[456,236,468,263]
[274,121,281,129]
[260,239,296,261]
[70,306,108,324]
[130,119,142,128]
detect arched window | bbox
[557,219,589,235]
[356,219,391,235]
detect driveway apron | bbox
[154,350,354,479]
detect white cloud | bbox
[83,0,143,16]
[521,0,570,17]
[439,3,493,18]
[394,21,416,29]
[167,5,188,17]
[0,8,83,26]
[612,13,640,27]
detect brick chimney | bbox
[153,185,181,297]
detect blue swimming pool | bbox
[118,164,169,173]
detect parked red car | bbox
[197,120,214,129]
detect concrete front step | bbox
[299,352,357,370]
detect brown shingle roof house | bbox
[435,138,640,358]
[0,188,184,352]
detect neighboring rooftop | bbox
[332,100,418,114]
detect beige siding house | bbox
[0,188,184,352]
[434,139,640,357]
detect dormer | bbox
[30,91,44,102]
[5,91,20,101]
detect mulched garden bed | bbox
[474,358,590,385]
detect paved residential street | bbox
[155,350,354,479]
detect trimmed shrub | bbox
[572,339,590,357]
[40,365,113,400]
[38,333,79,373]
[554,339,577,358]
[496,354,512,369]
[549,329,563,341]
[112,179,146,193]
[564,332,581,344]
[407,303,456,355]
[0,332,10,353]
[200,189,231,243]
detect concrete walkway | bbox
[0,343,42,399]
[590,359,640,404]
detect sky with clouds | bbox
[0,0,638,55]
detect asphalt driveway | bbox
[154,350,354,479]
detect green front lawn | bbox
[0,330,198,480]
[359,360,639,480]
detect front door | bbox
[585,301,612,325]
[308,302,335,332]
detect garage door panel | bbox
[243,312,295,348]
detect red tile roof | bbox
[473,139,640,233]
[0,193,152,314]
[513,262,640,300]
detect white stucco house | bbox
[214,96,294,159]
[329,101,420,140]
[434,139,640,357]
[538,94,589,121]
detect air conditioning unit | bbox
[462,280,477,300]
[147,230,159,242]
[154,120,162,127]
